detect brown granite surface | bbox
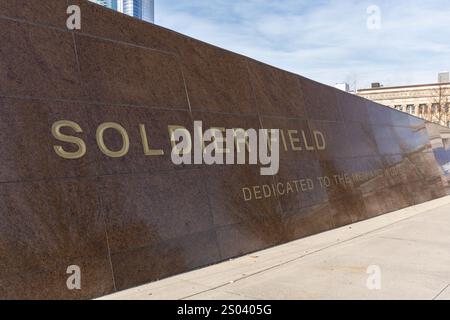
[1,0,449,299]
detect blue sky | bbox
[155,0,450,89]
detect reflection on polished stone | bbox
[1,0,450,299]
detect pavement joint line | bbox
[216,290,262,301]
[433,284,450,300]
[180,198,450,300]
[377,235,450,246]
[378,236,423,243]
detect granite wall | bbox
[1,0,449,299]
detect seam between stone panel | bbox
[183,63,224,262]
[0,9,440,129]
[70,33,84,102]
[74,31,178,57]
[302,86,333,225]
[176,59,192,114]
[333,90,362,163]
[0,254,113,299]
[70,32,191,112]
[189,174,225,264]
[0,151,437,186]
[245,59,286,219]
[202,177,225,261]
[309,112,345,229]
[297,77,311,121]
[109,229,218,259]
[0,167,203,186]
[0,94,191,112]
[68,0,117,293]
[0,14,67,32]
[256,113,309,121]
[96,191,118,293]
[0,93,423,127]
[180,59,223,260]
[333,89,346,124]
[244,59,260,119]
[0,250,111,286]
[0,2,320,81]
[0,14,178,57]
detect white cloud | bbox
[155,0,450,89]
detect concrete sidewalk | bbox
[100,196,450,300]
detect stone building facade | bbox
[357,82,450,128]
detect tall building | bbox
[90,0,115,8]
[89,0,154,23]
[357,73,450,128]
[141,0,155,23]
[335,83,350,92]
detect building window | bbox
[406,104,415,114]
[445,103,450,113]
[431,103,440,114]
[419,104,427,114]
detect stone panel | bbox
[248,61,306,118]
[75,34,189,108]
[68,0,181,53]
[0,0,69,29]
[0,178,114,299]
[0,20,82,100]
[179,39,256,114]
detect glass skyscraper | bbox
[141,0,155,23]
[90,0,116,9]
[89,0,154,23]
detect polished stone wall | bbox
[1,0,449,299]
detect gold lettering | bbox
[96,122,130,158]
[168,125,187,149]
[299,179,308,191]
[253,186,263,200]
[262,185,272,198]
[168,125,192,157]
[279,129,288,151]
[288,130,302,151]
[51,120,86,160]
[302,131,315,151]
[139,124,164,156]
[242,187,252,201]
[314,131,326,150]
[307,179,314,190]
[286,182,294,194]
[277,183,285,195]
